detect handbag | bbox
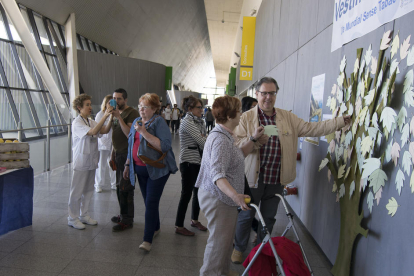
[138,116,168,168]
[108,159,117,171]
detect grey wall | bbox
[174,90,202,109]
[77,50,166,111]
[236,1,414,275]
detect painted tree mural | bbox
[318,30,414,276]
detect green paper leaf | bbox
[369,169,388,193]
[380,107,397,131]
[339,184,345,198]
[338,164,346,179]
[367,191,374,213]
[397,107,407,132]
[401,124,410,148]
[332,182,337,193]
[361,158,381,179]
[396,169,405,196]
[349,181,355,199]
[386,197,399,216]
[318,158,329,171]
[391,34,400,59]
[361,136,373,156]
[402,151,412,176]
[326,132,335,143]
[344,166,351,179]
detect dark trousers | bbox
[206,121,214,132]
[166,120,170,127]
[171,120,179,133]
[175,162,201,227]
[135,164,170,243]
[115,152,134,224]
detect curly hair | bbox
[101,95,113,112]
[182,95,203,112]
[139,93,161,113]
[212,95,241,124]
[72,94,91,113]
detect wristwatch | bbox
[250,136,257,142]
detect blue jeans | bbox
[134,164,170,243]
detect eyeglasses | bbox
[257,91,277,97]
[138,105,151,110]
[194,106,203,109]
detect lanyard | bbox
[80,116,90,127]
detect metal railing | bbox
[0,118,72,172]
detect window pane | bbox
[19,8,36,42]
[15,45,41,90]
[3,13,22,43]
[51,21,64,47]
[30,91,48,126]
[88,40,95,52]
[0,89,17,139]
[46,93,64,132]
[56,48,68,89]
[0,9,10,40]
[76,36,82,50]
[11,89,39,138]
[45,55,64,92]
[0,41,24,88]
[80,36,89,51]
[33,13,53,54]
[94,43,101,53]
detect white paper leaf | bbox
[346,86,352,102]
[339,102,347,116]
[391,142,401,166]
[360,177,368,192]
[390,59,400,76]
[371,56,378,75]
[337,88,343,103]
[364,89,375,106]
[318,158,329,171]
[359,59,365,80]
[335,131,341,142]
[386,139,393,163]
[375,187,382,205]
[356,137,362,154]
[339,184,345,198]
[353,58,359,75]
[404,69,413,93]
[361,158,381,179]
[367,191,374,213]
[369,169,388,193]
[409,142,414,164]
[364,110,370,130]
[368,127,378,139]
[347,104,353,116]
[331,84,338,96]
[401,124,410,148]
[411,117,414,136]
[397,107,407,132]
[380,30,392,50]
[386,197,399,216]
[355,97,362,117]
[365,44,372,65]
[340,55,346,72]
[402,151,412,176]
[400,35,411,60]
[372,112,379,129]
[407,46,414,67]
[326,96,332,108]
[396,169,405,195]
[377,131,382,147]
[380,107,397,131]
[337,73,344,87]
[337,164,346,179]
[330,97,337,112]
[349,181,355,199]
[344,131,352,148]
[359,106,368,127]
[404,89,414,107]
[381,78,390,106]
[391,33,400,59]
[376,69,383,90]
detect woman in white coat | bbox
[94,95,116,193]
[68,94,113,230]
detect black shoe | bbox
[111,215,121,223]
[112,222,133,232]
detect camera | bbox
[109,99,117,109]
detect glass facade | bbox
[0,3,117,141]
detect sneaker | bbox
[111,215,121,223]
[112,222,133,232]
[95,187,102,193]
[139,241,152,252]
[154,229,161,238]
[175,227,195,236]
[68,219,85,230]
[191,221,207,231]
[231,249,243,264]
[111,185,117,190]
[79,215,98,225]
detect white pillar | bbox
[64,13,79,118]
[0,0,70,122]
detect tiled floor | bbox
[0,135,334,275]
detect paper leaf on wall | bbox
[391,33,400,59]
[337,73,345,87]
[370,56,377,75]
[375,187,382,205]
[404,89,414,107]
[339,184,345,198]
[359,106,368,127]
[361,158,381,179]
[356,136,362,154]
[390,59,400,76]
[372,112,379,129]
[340,55,346,72]
[381,79,390,106]
[360,177,368,192]
[391,142,401,166]
[326,96,332,108]
[329,140,336,154]
[368,127,378,140]
[337,88,344,103]
[411,117,414,136]
[404,69,413,93]
[367,191,374,213]
[364,89,375,106]
[400,35,411,60]
[352,120,358,136]
[344,166,351,179]
[346,86,352,102]
[397,107,407,132]
[338,164,346,179]
[339,102,347,116]
[335,131,341,142]
[365,44,372,65]
[319,158,329,171]
[386,197,399,216]
[386,139,393,163]
[347,104,354,116]
[369,169,388,193]
[355,97,362,117]
[344,131,353,148]
[353,58,360,75]
[332,182,338,193]
[326,132,335,143]
[376,69,383,90]
[349,181,355,199]
[380,107,397,131]
[380,30,392,50]
[330,97,337,112]
[327,170,331,182]
[359,60,365,80]
[336,145,344,159]
[365,110,371,130]
[401,124,410,148]
[377,131,382,147]
[407,46,414,67]
[411,172,414,193]
[402,151,412,175]
[356,81,364,99]
[396,169,405,195]
[331,84,338,96]
[409,143,414,164]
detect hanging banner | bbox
[240,17,256,81]
[332,0,414,52]
[305,74,325,146]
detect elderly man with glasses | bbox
[231,77,351,264]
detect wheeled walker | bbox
[242,194,314,276]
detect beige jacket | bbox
[234,106,345,187]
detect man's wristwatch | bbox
[250,136,257,143]
[125,164,130,166]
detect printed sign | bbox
[305,74,325,146]
[240,17,256,81]
[332,0,414,52]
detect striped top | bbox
[179,112,207,164]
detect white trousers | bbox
[94,149,116,189]
[68,169,95,221]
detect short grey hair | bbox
[255,77,279,92]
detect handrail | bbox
[0,123,71,134]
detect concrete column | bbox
[64,13,79,118]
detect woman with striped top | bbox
[175,95,207,236]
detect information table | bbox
[0,167,33,236]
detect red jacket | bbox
[243,237,311,276]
